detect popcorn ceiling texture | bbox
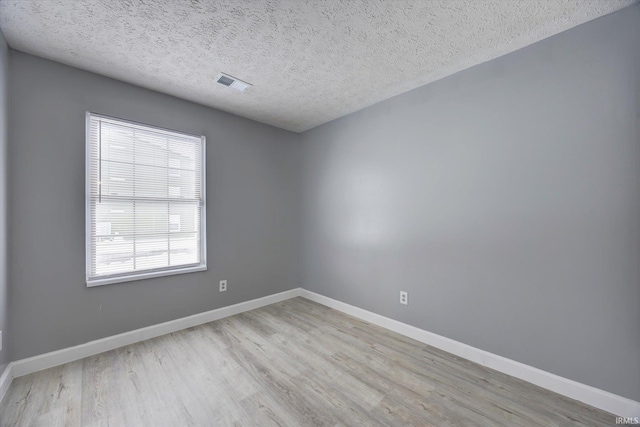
[0,0,635,132]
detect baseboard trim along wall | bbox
[1,287,638,418]
[0,363,13,404]
[0,288,303,403]
[299,289,640,418]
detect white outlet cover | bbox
[400,291,408,305]
[219,280,227,292]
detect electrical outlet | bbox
[400,291,408,305]
[219,280,227,292]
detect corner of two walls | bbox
[0,29,9,376]
[0,32,11,376]
[299,6,640,402]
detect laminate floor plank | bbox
[3,361,83,427]
[239,390,302,427]
[0,297,616,426]
[292,299,612,426]
[223,342,340,426]
[310,326,543,425]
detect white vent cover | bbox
[216,73,252,92]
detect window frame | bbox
[85,112,207,287]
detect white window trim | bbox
[85,112,207,287]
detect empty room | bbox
[0,0,638,425]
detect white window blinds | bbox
[86,113,206,286]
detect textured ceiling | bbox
[0,0,635,132]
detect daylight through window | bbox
[86,113,206,286]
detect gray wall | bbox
[8,51,301,361]
[300,6,640,401]
[0,30,9,375]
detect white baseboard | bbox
[0,362,13,403]
[3,287,638,418]
[299,289,640,418]
[8,288,302,382]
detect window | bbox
[86,113,206,286]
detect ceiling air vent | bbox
[216,73,252,92]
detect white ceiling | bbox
[0,0,635,133]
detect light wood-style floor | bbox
[1,297,614,426]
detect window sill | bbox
[86,264,207,287]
